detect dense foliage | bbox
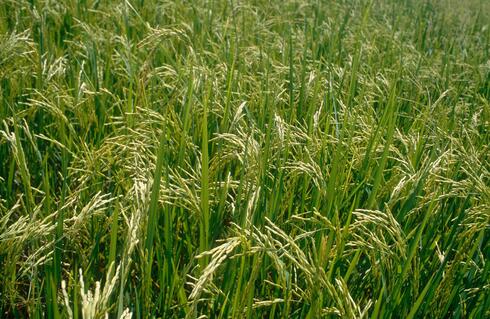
[0,0,489,318]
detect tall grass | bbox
[0,0,489,318]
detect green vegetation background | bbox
[0,0,489,318]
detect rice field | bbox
[0,0,489,318]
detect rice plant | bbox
[0,0,488,318]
